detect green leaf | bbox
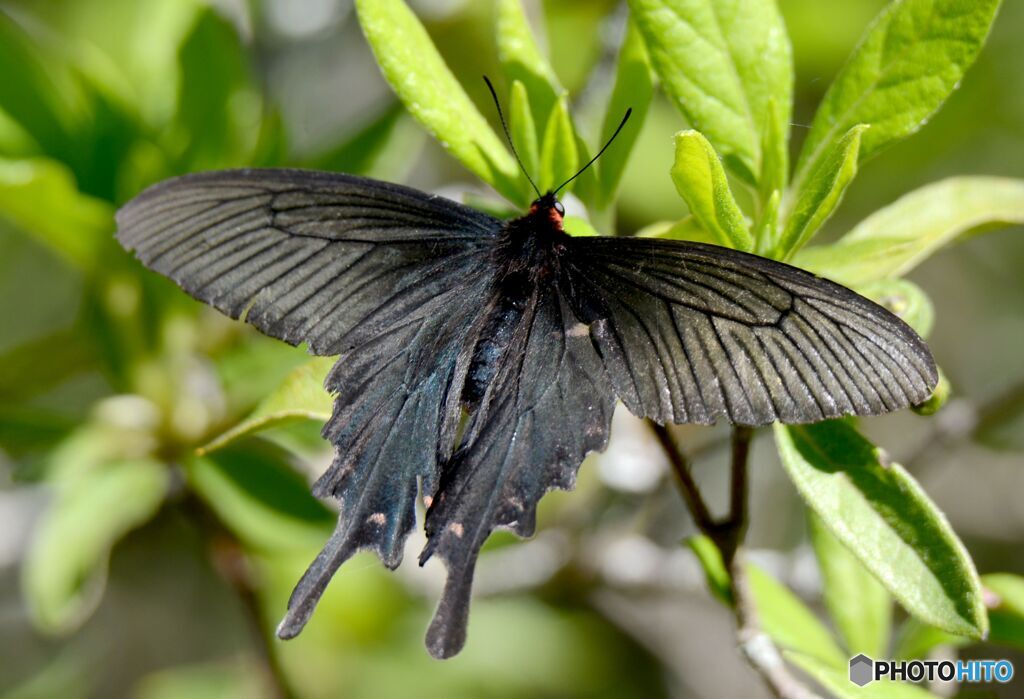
[855,278,934,338]
[356,0,520,200]
[200,357,335,454]
[670,130,753,251]
[304,101,424,181]
[793,177,1024,286]
[0,157,113,271]
[175,8,258,169]
[0,14,85,161]
[629,0,793,185]
[508,80,540,188]
[775,421,987,640]
[686,535,733,605]
[496,0,562,131]
[754,189,781,255]
[792,0,1002,196]
[539,96,578,194]
[24,458,168,633]
[758,97,788,205]
[911,368,950,417]
[134,662,269,699]
[636,216,717,245]
[747,562,847,668]
[893,573,1024,657]
[596,20,654,205]
[563,215,598,238]
[809,511,892,657]
[984,573,1024,651]
[186,440,334,551]
[776,124,866,260]
[892,617,965,660]
[785,651,936,699]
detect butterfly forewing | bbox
[116,169,500,355]
[564,236,937,426]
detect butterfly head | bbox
[529,192,566,228]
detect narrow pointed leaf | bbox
[539,97,578,193]
[792,0,1002,195]
[794,177,1024,286]
[24,459,168,633]
[496,0,562,130]
[355,0,520,199]
[686,535,733,605]
[748,562,847,668]
[187,440,334,551]
[670,130,753,251]
[754,188,781,255]
[199,357,335,454]
[629,0,793,185]
[508,80,540,198]
[785,651,936,698]
[775,421,987,640]
[809,511,892,658]
[596,20,654,205]
[777,124,865,259]
[0,157,113,271]
[758,97,788,205]
[175,8,257,168]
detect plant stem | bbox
[648,422,820,699]
[181,492,298,699]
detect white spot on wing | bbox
[568,322,590,338]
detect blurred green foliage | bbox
[1,0,1023,697]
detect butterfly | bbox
[115,85,937,659]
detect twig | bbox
[648,421,820,699]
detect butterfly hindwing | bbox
[564,236,938,426]
[418,282,615,659]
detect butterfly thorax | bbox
[461,198,569,408]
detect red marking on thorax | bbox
[529,203,564,232]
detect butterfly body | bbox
[116,168,937,659]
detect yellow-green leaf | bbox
[199,357,335,454]
[777,124,865,260]
[775,421,987,640]
[794,177,1024,286]
[24,459,168,633]
[792,0,1002,196]
[356,0,520,200]
[670,130,752,251]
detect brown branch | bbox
[648,421,820,699]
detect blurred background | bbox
[0,0,1022,697]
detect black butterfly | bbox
[115,99,937,659]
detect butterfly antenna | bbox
[483,76,541,199]
[553,107,632,196]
